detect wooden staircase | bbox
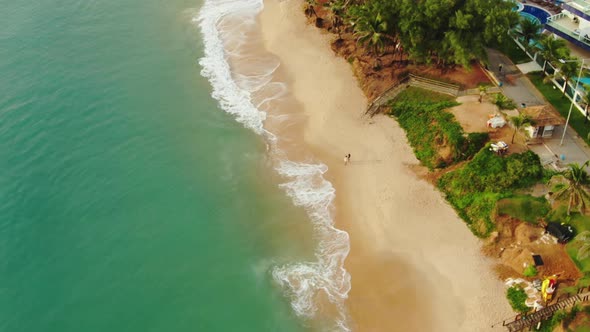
[502,291,590,332]
[365,74,460,117]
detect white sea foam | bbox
[274,161,351,331]
[196,0,352,330]
[195,0,266,134]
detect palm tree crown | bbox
[517,18,541,49]
[554,161,590,215]
[509,114,534,144]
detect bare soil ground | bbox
[448,95,529,155]
[483,216,581,283]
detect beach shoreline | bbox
[258,0,514,330]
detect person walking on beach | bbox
[498,63,503,74]
[344,153,351,165]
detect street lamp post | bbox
[559,58,588,146]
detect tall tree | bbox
[554,161,590,216]
[509,114,534,144]
[516,17,542,50]
[537,35,569,72]
[348,0,398,54]
[557,59,581,96]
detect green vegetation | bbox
[546,206,590,232]
[326,0,518,67]
[562,305,586,331]
[537,309,567,332]
[567,234,590,275]
[528,71,590,145]
[514,17,541,53]
[537,35,570,70]
[578,275,590,287]
[493,93,517,110]
[392,86,454,103]
[537,307,590,332]
[509,114,534,144]
[496,34,530,64]
[496,195,549,224]
[553,161,590,216]
[506,286,529,313]
[389,88,489,169]
[523,265,538,277]
[438,148,543,236]
[547,206,590,276]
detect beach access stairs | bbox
[365,73,503,116]
[500,288,590,332]
[366,74,471,116]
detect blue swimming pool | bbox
[520,4,551,24]
[520,11,542,24]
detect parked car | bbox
[545,222,575,243]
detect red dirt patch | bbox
[483,216,581,282]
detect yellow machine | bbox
[541,275,557,303]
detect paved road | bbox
[485,48,590,167]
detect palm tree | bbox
[509,114,534,143]
[537,35,569,73]
[554,161,590,216]
[352,8,390,54]
[575,231,590,260]
[556,58,581,96]
[516,18,541,50]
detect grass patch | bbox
[438,148,544,237]
[567,238,590,275]
[493,37,531,64]
[547,207,590,275]
[578,275,590,287]
[527,71,590,145]
[496,194,550,224]
[389,88,489,169]
[506,286,529,313]
[523,265,538,277]
[392,86,454,103]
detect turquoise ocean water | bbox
[0,0,326,331]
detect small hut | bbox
[520,105,565,139]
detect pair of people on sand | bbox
[344,153,351,165]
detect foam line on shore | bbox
[195,0,352,330]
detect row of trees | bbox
[515,18,586,98]
[314,0,519,67]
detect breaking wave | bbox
[196,0,352,330]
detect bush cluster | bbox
[506,286,529,313]
[389,100,489,169]
[438,148,543,236]
[493,93,517,110]
[523,265,538,277]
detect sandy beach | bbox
[258,0,515,330]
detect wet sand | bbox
[257,0,515,331]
